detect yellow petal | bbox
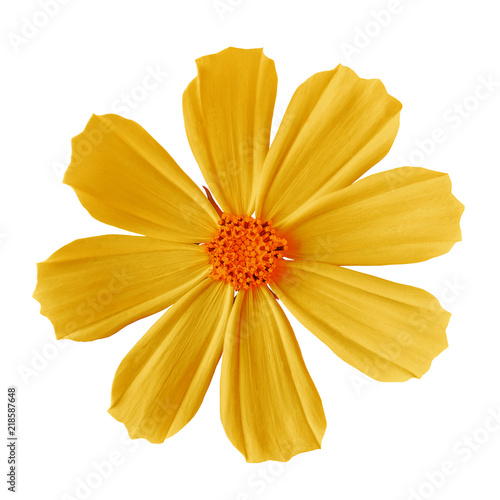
[281,167,464,265]
[221,286,326,463]
[64,114,218,243]
[109,279,233,443]
[183,47,277,215]
[255,65,401,225]
[271,261,450,382]
[33,235,210,341]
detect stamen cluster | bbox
[204,214,288,291]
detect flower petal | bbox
[281,167,464,265]
[255,65,402,225]
[183,47,277,215]
[109,279,233,443]
[220,286,326,463]
[33,235,210,341]
[271,260,450,382]
[64,114,218,243]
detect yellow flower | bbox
[33,47,464,463]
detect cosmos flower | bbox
[33,47,463,463]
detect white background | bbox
[1,0,499,499]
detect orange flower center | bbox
[204,214,288,291]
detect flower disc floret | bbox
[204,214,288,290]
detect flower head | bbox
[204,214,287,290]
[33,47,463,463]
